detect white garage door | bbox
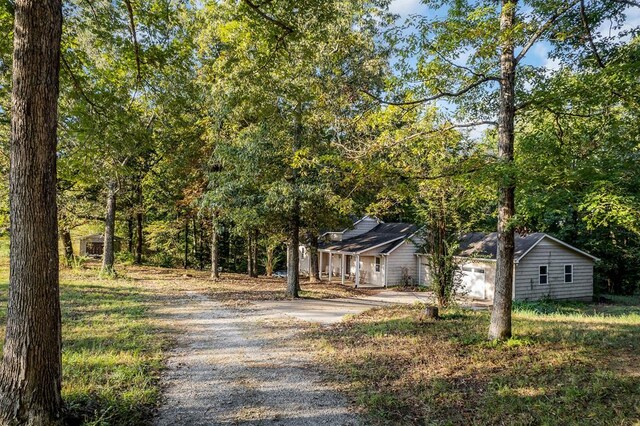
[461,266,486,299]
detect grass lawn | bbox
[0,256,171,425]
[311,298,640,425]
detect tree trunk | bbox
[211,216,219,279]
[183,218,189,269]
[135,183,143,264]
[489,0,517,341]
[61,227,74,266]
[308,231,319,283]
[127,216,134,253]
[251,229,258,277]
[247,232,253,277]
[287,102,303,297]
[199,219,205,270]
[136,211,143,264]
[0,0,64,423]
[192,217,198,269]
[101,181,117,274]
[265,245,275,277]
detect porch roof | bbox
[318,223,418,255]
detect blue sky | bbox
[387,0,640,71]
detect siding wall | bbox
[299,246,310,275]
[342,217,379,240]
[384,241,419,286]
[515,238,594,301]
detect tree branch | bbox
[361,76,499,106]
[515,0,580,65]
[61,54,106,116]
[580,0,605,68]
[243,0,295,34]
[123,0,142,83]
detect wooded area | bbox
[0,0,638,423]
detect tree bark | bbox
[211,215,219,279]
[61,227,74,266]
[246,233,251,276]
[265,244,275,277]
[0,0,64,423]
[135,183,143,264]
[136,211,143,264]
[287,102,303,297]
[127,216,134,253]
[489,0,517,341]
[101,181,117,274]
[183,218,189,269]
[251,229,258,277]
[192,217,199,269]
[308,231,319,283]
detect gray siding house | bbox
[301,217,598,301]
[418,232,599,301]
[299,216,420,287]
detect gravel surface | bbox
[153,290,359,426]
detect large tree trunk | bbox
[0,0,64,423]
[61,227,74,266]
[489,0,517,341]
[265,245,275,277]
[101,181,117,274]
[308,231,319,283]
[287,103,303,297]
[211,215,219,279]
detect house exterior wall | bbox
[514,238,594,301]
[342,217,379,240]
[384,241,418,286]
[299,246,310,276]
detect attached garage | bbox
[419,232,597,302]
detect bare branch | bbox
[580,0,605,68]
[361,76,499,106]
[515,0,580,65]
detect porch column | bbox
[384,255,388,287]
[319,251,323,281]
[341,253,345,285]
[328,252,333,283]
[355,254,360,288]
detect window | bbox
[375,257,381,272]
[564,264,573,283]
[539,265,548,284]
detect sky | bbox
[387,0,640,71]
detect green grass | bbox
[311,299,640,425]
[0,265,171,425]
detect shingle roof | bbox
[458,232,552,260]
[319,223,418,254]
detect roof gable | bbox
[457,232,597,262]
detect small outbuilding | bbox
[79,234,121,258]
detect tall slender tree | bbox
[0,0,64,423]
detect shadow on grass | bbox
[312,303,640,425]
[0,278,174,426]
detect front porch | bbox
[317,250,386,288]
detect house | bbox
[418,232,599,301]
[299,216,420,287]
[301,217,598,301]
[79,234,121,257]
